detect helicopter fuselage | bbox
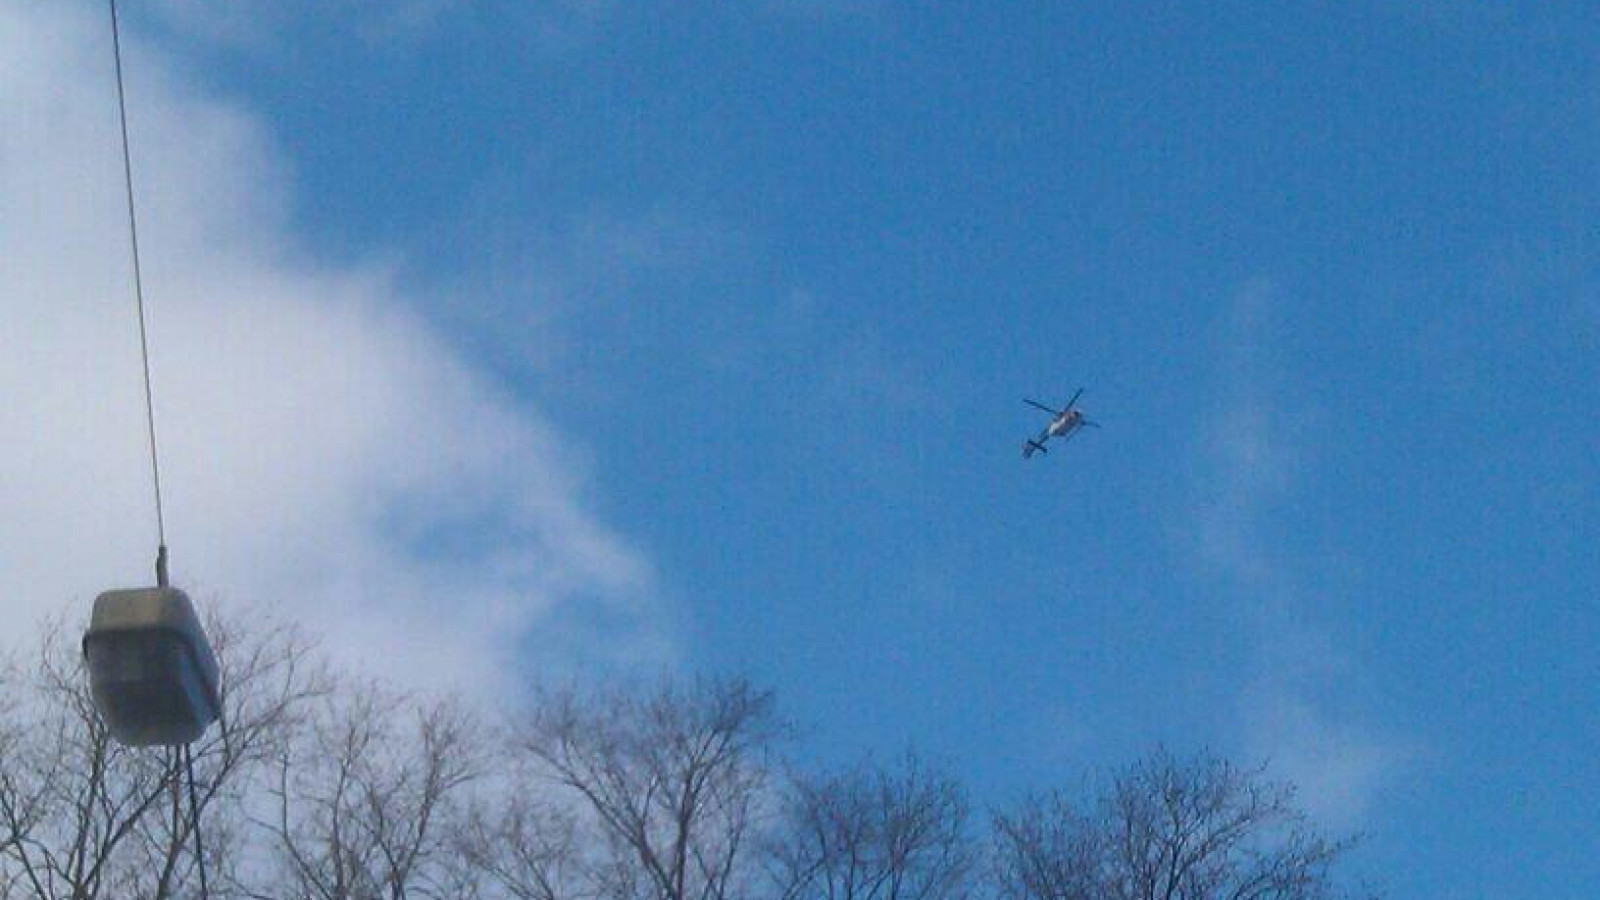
[1046,410,1083,438]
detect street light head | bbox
[83,587,220,747]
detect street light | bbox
[82,586,220,747]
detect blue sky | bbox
[10,0,1600,896]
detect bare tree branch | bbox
[991,751,1362,900]
[767,754,976,900]
[516,678,781,900]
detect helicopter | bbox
[1022,389,1098,459]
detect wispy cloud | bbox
[1192,281,1408,827]
[0,2,669,693]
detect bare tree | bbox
[992,751,1361,900]
[767,754,976,900]
[137,612,328,900]
[515,678,781,900]
[264,681,483,900]
[0,611,322,900]
[989,791,1102,900]
[0,615,1385,900]
[0,623,177,900]
[457,786,584,900]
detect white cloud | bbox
[1193,282,1406,826]
[0,1,667,694]
[1242,684,1409,829]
